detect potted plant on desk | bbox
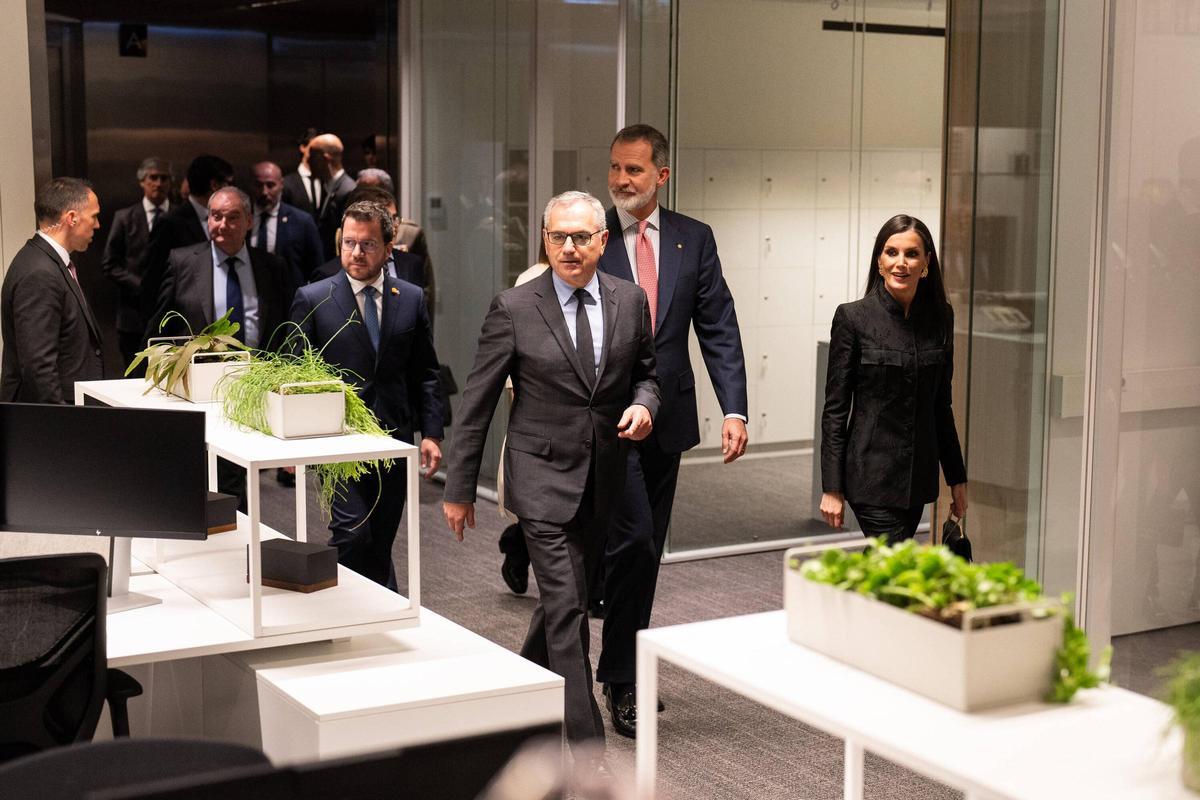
[1161,652,1200,792]
[221,328,392,515]
[786,538,1110,711]
[126,309,250,402]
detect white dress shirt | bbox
[551,270,603,377]
[298,162,321,208]
[142,197,169,231]
[347,269,386,322]
[251,203,279,253]
[211,243,261,348]
[36,231,71,269]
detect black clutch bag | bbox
[942,514,972,562]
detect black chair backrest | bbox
[0,553,108,763]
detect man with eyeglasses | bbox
[101,157,173,367]
[291,200,443,591]
[443,190,659,750]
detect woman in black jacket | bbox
[819,214,967,542]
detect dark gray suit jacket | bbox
[1,236,104,403]
[315,172,357,260]
[101,202,156,333]
[444,269,660,524]
[147,241,291,351]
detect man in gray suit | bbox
[1,177,105,403]
[443,190,659,748]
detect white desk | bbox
[636,611,1187,800]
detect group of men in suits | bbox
[444,124,748,749]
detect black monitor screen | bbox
[0,403,207,540]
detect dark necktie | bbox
[573,287,595,389]
[361,285,380,352]
[256,211,270,251]
[150,206,162,232]
[224,256,245,342]
[308,176,321,210]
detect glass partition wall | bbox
[666,0,948,556]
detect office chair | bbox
[0,553,143,763]
[0,738,271,800]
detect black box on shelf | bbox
[206,491,238,535]
[260,538,339,593]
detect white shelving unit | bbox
[75,378,420,640]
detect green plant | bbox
[125,308,248,396]
[1161,652,1200,731]
[221,324,393,516]
[794,538,1109,703]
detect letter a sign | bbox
[119,23,148,58]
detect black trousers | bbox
[328,460,408,591]
[518,492,607,745]
[849,501,924,545]
[596,438,681,686]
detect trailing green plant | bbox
[125,308,247,396]
[1160,652,1200,732]
[793,538,1109,703]
[1047,602,1111,703]
[221,321,393,516]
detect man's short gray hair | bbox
[209,186,253,217]
[343,200,396,245]
[543,191,606,231]
[137,157,172,182]
[356,168,394,194]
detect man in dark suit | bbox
[100,157,173,367]
[282,127,320,217]
[307,133,357,260]
[146,186,291,351]
[250,161,323,294]
[443,191,659,747]
[597,124,748,737]
[1,177,105,403]
[140,155,234,335]
[291,200,444,590]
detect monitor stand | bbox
[107,536,163,614]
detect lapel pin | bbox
[676,243,683,249]
[281,215,288,224]
[399,244,409,252]
[390,286,399,296]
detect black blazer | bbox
[599,206,747,453]
[821,284,966,508]
[1,236,104,403]
[147,241,291,352]
[289,271,444,444]
[101,202,159,333]
[254,202,323,295]
[281,171,317,217]
[444,270,660,524]
[140,201,208,327]
[314,172,357,260]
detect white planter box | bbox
[265,381,346,439]
[783,548,1062,711]
[144,340,250,403]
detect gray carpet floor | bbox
[258,470,961,799]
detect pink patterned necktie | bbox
[636,219,658,332]
[67,260,79,284]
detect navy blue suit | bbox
[290,270,444,589]
[259,202,323,291]
[596,205,747,685]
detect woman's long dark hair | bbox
[864,214,952,340]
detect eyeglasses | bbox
[341,238,381,254]
[544,229,604,248]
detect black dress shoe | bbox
[275,468,295,487]
[500,553,528,595]
[603,683,637,739]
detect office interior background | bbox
[1,0,1197,697]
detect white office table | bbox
[636,611,1187,800]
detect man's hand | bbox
[420,437,442,479]
[950,482,969,519]
[617,404,653,441]
[721,418,748,464]
[820,491,845,529]
[443,501,475,541]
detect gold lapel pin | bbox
[676,243,683,249]
[281,215,288,224]
[390,286,399,296]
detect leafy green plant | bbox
[794,538,1109,703]
[221,323,393,516]
[125,309,247,396]
[1159,652,1200,790]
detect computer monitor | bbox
[0,403,207,539]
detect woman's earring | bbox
[921,268,929,278]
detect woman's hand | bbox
[950,482,968,519]
[820,491,845,529]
